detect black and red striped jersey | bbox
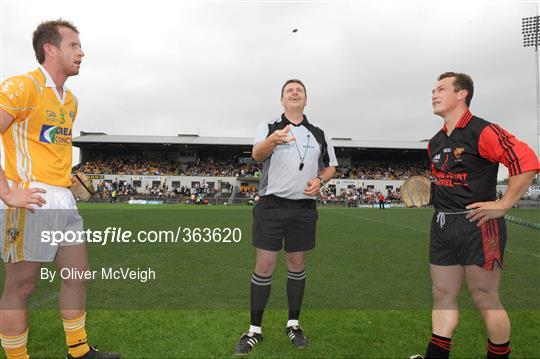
[428,110,540,211]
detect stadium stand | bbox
[72,133,430,206]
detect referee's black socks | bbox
[250,273,272,329]
[287,269,306,324]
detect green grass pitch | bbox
[1,205,538,358]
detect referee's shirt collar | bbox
[281,113,308,126]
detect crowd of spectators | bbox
[242,185,402,207]
[93,178,223,201]
[335,161,430,180]
[319,185,401,206]
[93,179,405,206]
[74,158,261,177]
[77,157,431,205]
[94,179,137,200]
[75,159,177,176]
[182,160,260,177]
[75,158,429,181]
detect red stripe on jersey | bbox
[441,110,473,132]
[490,124,519,173]
[489,124,520,175]
[456,110,473,128]
[428,142,437,175]
[478,124,540,176]
[481,219,501,270]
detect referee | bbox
[234,79,337,355]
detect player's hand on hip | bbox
[2,187,46,212]
[466,201,507,227]
[271,125,295,146]
[303,178,321,197]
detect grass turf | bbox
[1,205,539,358]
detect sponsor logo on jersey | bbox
[39,125,72,145]
[432,154,441,163]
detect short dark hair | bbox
[32,19,79,64]
[437,72,474,107]
[281,79,307,98]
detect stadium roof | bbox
[73,132,428,150]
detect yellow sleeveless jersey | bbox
[0,67,78,187]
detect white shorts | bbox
[0,181,85,263]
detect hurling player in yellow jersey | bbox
[0,20,120,359]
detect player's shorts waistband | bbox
[8,180,69,192]
[28,181,70,192]
[435,210,471,228]
[435,209,470,215]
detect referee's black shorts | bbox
[429,211,507,270]
[252,194,318,252]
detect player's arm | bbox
[0,109,46,211]
[252,125,295,161]
[466,124,540,226]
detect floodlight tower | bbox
[522,9,540,183]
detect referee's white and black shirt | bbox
[254,114,338,200]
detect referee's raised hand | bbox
[270,125,295,146]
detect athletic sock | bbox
[287,319,299,328]
[248,325,262,334]
[63,312,91,358]
[487,339,511,358]
[0,329,29,359]
[250,273,272,327]
[287,269,306,322]
[425,333,451,359]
